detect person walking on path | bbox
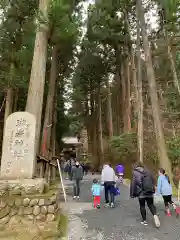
[91,179,101,208]
[115,164,124,183]
[84,163,89,175]
[101,162,116,208]
[157,168,179,216]
[63,160,69,180]
[68,158,73,180]
[130,162,160,227]
[72,161,83,200]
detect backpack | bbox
[141,172,155,195]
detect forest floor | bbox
[63,174,180,240]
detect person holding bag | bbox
[101,162,116,208]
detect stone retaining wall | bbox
[0,195,58,227]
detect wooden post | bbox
[57,159,67,202]
[52,166,56,181]
[52,157,56,181]
[47,164,51,184]
[45,148,51,181]
[39,161,44,178]
[44,162,49,181]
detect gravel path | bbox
[62,175,180,240]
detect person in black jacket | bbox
[130,162,160,227]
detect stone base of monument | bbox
[0,182,65,239]
[0,178,49,196]
[0,194,58,224]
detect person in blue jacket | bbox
[91,179,101,208]
[157,168,178,216]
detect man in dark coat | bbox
[71,161,83,199]
[130,162,160,228]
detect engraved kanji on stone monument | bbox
[0,112,36,179]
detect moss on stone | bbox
[0,188,57,201]
[0,212,67,240]
[57,213,68,238]
[0,206,10,219]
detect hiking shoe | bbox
[104,203,110,208]
[141,221,148,226]
[166,212,171,217]
[110,203,115,208]
[153,215,160,228]
[166,209,171,216]
[175,207,180,216]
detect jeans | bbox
[138,197,157,221]
[68,170,72,181]
[64,171,69,179]
[104,181,115,204]
[73,179,81,196]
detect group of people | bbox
[62,158,90,180]
[130,162,180,227]
[63,158,179,228]
[91,161,180,228]
[92,162,124,208]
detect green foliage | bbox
[72,0,134,121]
[48,0,81,45]
[166,135,180,166]
[57,212,68,238]
[157,0,180,25]
[109,133,137,162]
[0,0,82,153]
[56,81,70,142]
[68,117,84,136]
[87,0,132,47]
[0,0,37,89]
[48,0,82,144]
[166,85,180,114]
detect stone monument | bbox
[0,112,48,195]
[0,112,59,231]
[1,112,36,179]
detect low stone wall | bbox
[0,178,48,196]
[0,194,58,227]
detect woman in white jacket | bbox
[101,163,116,208]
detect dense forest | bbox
[1,0,180,181]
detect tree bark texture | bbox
[106,79,113,138]
[13,89,19,112]
[4,87,13,123]
[136,0,172,179]
[136,19,144,163]
[26,0,49,158]
[41,45,58,157]
[123,60,131,132]
[97,86,104,166]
